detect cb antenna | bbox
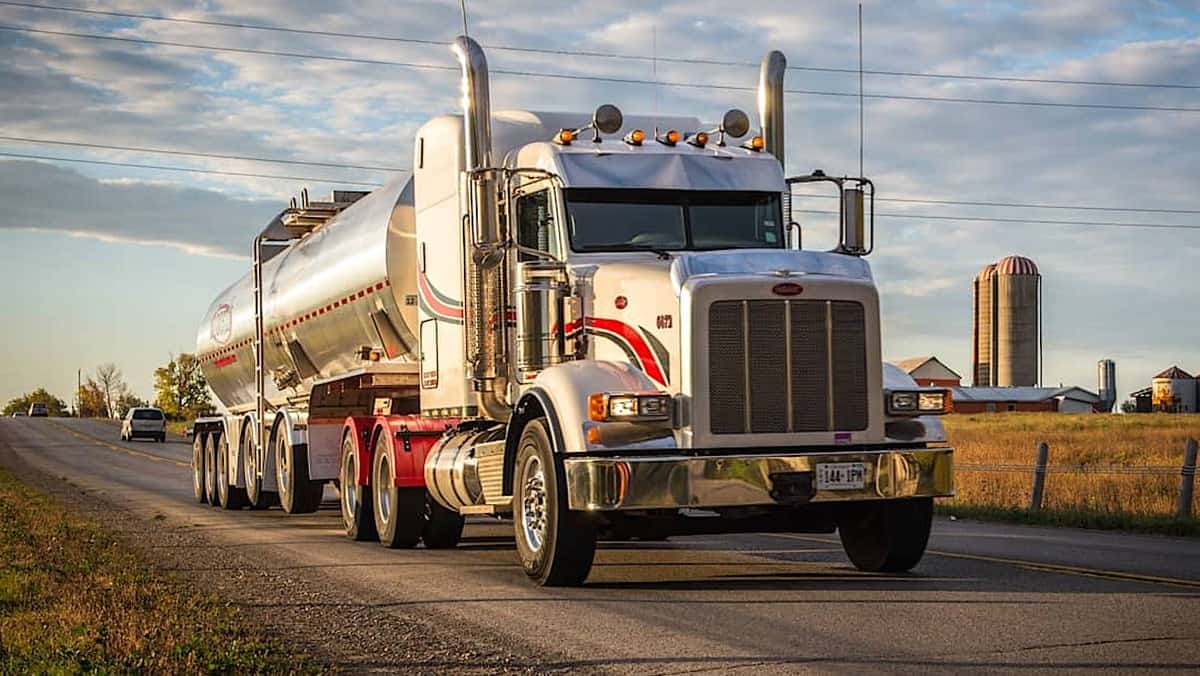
[460,0,470,35]
[858,3,864,177]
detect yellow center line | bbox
[48,420,190,469]
[769,533,1200,589]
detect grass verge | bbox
[0,466,318,674]
[935,502,1200,537]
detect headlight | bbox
[887,389,952,415]
[588,393,672,422]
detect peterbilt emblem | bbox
[771,283,804,296]
[211,304,232,344]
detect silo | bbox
[1097,359,1116,412]
[972,263,997,386]
[994,255,1040,387]
[1152,366,1196,413]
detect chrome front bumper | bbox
[563,447,953,511]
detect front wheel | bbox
[838,498,933,573]
[513,418,596,587]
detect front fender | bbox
[528,360,678,453]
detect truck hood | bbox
[670,249,873,294]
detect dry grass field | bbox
[941,413,1200,533]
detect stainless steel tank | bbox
[195,178,418,412]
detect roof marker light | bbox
[624,128,646,146]
[687,131,709,148]
[555,129,575,145]
[657,129,680,146]
[743,135,765,151]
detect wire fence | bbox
[954,438,1198,518]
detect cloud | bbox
[0,160,278,258]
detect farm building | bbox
[950,386,1102,414]
[893,356,962,387]
[1150,366,1198,413]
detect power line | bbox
[3,0,1197,90]
[793,208,1200,231]
[0,151,382,185]
[0,135,407,172]
[792,192,1200,215]
[6,135,1199,216]
[2,150,1193,232]
[3,23,1198,114]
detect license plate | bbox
[816,462,866,490]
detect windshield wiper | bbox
[629,245,673,260]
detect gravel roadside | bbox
[0,440,592,675]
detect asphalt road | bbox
[3,417,1199,673]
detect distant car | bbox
[121,407,167,442]
[11,412,26,417]
[27,403,48,417]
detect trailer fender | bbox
[503,360,674,494]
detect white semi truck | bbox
[191,36,954,586]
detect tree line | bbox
[2,354,214,421]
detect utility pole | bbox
[77,368,81,417]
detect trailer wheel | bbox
[192,433,207,504]
[370,432,423,549]
[217,433,248,510]
[203,434,220,507]
[242,426,278,510]
[838,497,933,573]
[513,418,596,587]
[275,428,323,515]
[339,433,377,541]
[422,496,464,549]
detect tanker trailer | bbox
[191,35,954,587]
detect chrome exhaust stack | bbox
[758,50,787,169]
[453,35,509,420]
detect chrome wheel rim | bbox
[277,435,291,492]
[341,445,357,529]
[376,454,392,526]
[205,444,216,497]
[193,442,203,495]
[519,454,547,553]
[216,442,227,499]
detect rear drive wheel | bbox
[422,496,465,549]
[838,498,933,573]
[370,432,423,549]
[203,434,219,506]
[217,433,249,510]
[192,433,206,503]
[513,418,596,587]
[339,432,377,541]
[275,427,324,514]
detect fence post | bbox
[1177,438,1197,520]
[1030,441,1049,512]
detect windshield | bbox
[565,189,783,253]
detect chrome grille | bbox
[708,299,868,435]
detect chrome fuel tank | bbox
[196,178,418,412]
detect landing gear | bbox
[274,427,323,515]
[838,497,933,572]
[339,433,376,542]
[513,418,596,587]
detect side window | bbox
[515,190,558,260]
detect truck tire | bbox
[217,434,249,510]
[192,434,207,504]
[422,496,465,549]
[371,432,423,549]
[340,433,377,541]
[513,418,596,587]
[838,497,933,573]
[203,434,220,507]
[242,428,278,510]
[275,430,323,515]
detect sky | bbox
[1,0,1198,409]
